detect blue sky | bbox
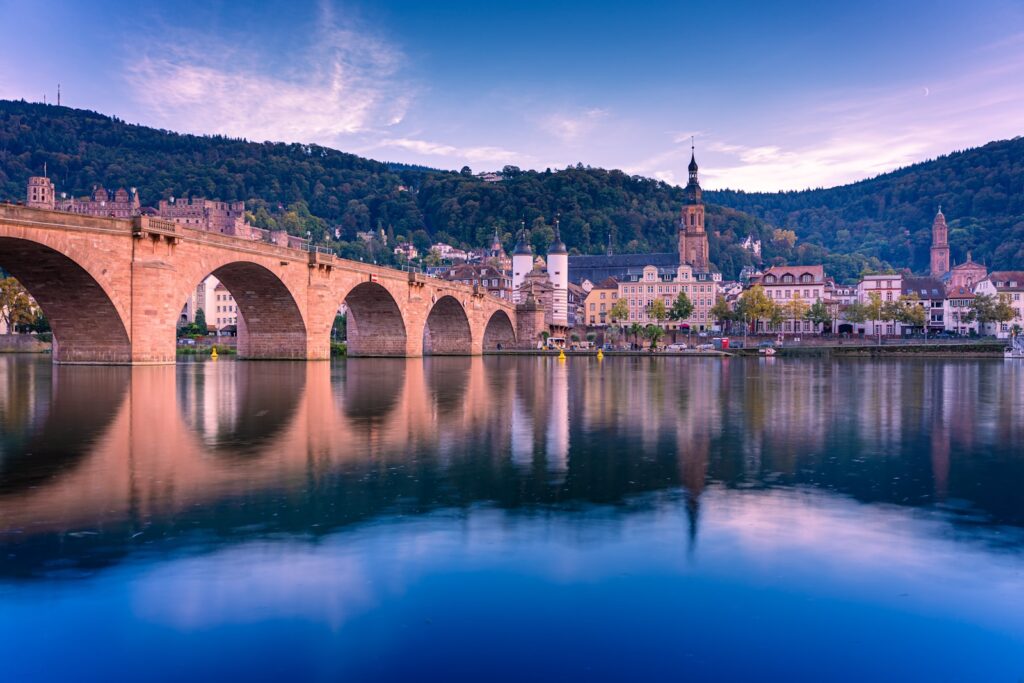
[1,0,1023,191]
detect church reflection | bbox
[1,356,1023,578]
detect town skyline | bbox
[2,1,1024,192]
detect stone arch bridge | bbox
[0,205,520,363]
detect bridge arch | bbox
[344,282,408,356]
[482,309,517,350]
[423,295,473,355]
[0,237,131,363]
[183,261,308,359]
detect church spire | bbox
[688,136,699,183]
[683,138,702,206]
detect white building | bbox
[973,271,1024,337]
[181,275,237,333]
[944,285,978,335]
[752,265,828,335]
[857,274,903,336]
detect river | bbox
[0,355,1022,681]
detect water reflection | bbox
[0,356,1021,565]
[1,356,1023,681]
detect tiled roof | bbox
[567,252,678,285]
[985,271,1024,291]
[901,276,946,300]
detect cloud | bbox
[539,108,608,144]
[376,137,522,166]
[123,6,411,144]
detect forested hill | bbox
[0,98,945,282]
[708,137,1024,276]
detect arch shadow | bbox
[483,309,517,350]
[344,282,408,356]
[183,262,307,359]
[0,237,131,363]
[424,295,472,355]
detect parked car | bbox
[696,343,714,351]
[666,343,687,351]
[758,341,776,349]
[602,343,615,351]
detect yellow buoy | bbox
[558,348,566,361]
[211,346,218,360]
[596,349,604,360]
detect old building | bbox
[583,277,620,326]
[857,274,903,336]
[945,286,978,335]
[617,264,716,332]
[28,177,141,218]
[901,276,946,334]
[974,271,1024,337]
[750,265,827,334]
[944,252,987,291]
[440,263,513,300]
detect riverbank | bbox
[489,340,1008,359]
[0,335,50,353]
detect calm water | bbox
[0,355,1022,682]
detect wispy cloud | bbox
[539,108,608,144]
[124,5,411,144]
[375,137,523,166]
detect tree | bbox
[609,297,630,326]
[971,293,1017,331]
[647,298,668,325]
[804,300,833,332]
[643,324,665,350]
[194,308,208,335]
[736,285,775,333]
[628,322,644,348]
[668,291,694,323]
[784,297,810,336]
[0,277,34,334]
[332,313,347,340]
[709,297,734,330]
[863,292,885,342]
[894,294,926,331]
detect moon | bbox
[922,87,930,96]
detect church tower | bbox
[930,206,950,278]
[678,145,709,272]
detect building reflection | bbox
[1,357,1023,572]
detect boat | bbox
[1005,334,1024,359]
[759,347,776,356]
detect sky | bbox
[1,0,1023,192]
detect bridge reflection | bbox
[1,357,1023,578]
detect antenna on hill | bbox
[57,83,61,107]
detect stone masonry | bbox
[0,204,517,364]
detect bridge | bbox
[0,204,520,363]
